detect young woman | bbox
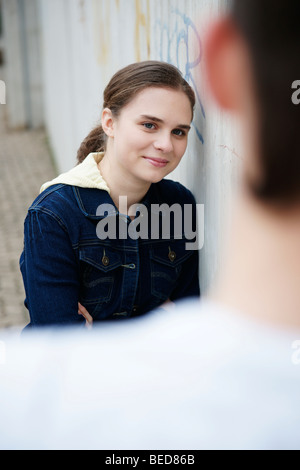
[20,61,200,327]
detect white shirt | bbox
[0,299,299,450]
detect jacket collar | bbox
[73,183,161,219]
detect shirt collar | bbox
[73,182,162,219]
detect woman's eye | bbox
[172,129,185,137]
[143,123,156,130]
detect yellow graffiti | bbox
[79,0,86,24]
[92,0,111,65]
[135,0,151,62]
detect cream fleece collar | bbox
[40,153,110,194]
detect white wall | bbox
[40,0,243,295]
[2,0,43,128]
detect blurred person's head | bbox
[206,0,299,206]
[77,61,195,165]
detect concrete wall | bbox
[1,0,44,128]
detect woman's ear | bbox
[101,108,115,137]
[205,17,251,112]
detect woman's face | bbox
[105,87,193,185]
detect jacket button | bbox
[102,255,110,266]
[168,251,176,262]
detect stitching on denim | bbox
[30,184,65,209]
[28,207,68,233]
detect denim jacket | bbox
[20,178,200,327]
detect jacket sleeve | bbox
[20,209,84,326]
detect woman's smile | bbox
[142,156,169,168]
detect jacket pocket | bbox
[79,245,123,307]
[150,240,192,301]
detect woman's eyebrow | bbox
[140,114,191,130]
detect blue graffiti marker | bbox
[155,10,205,144]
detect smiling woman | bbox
[99,86,192,198]
[20,61,200,328]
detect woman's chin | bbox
[144,168,173,184]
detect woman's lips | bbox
[143,156,169,168]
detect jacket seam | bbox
[28,206,69,234]
[30,184,65,208]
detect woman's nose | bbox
[153,132,173,153]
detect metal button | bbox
[102,255,110,266]
[168,251,176,262]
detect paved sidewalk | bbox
[0,100,57,329]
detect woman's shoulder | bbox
[28,184,75,213]
[27,184,112,222]
[22,185,79,233]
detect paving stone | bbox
[0,87,57,329]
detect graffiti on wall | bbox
[135,0,151,62]
[154,9,205,144]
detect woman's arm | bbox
[20,210,85,326]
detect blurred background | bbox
[0,0,242,329]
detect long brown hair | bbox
[77,61,195,164]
